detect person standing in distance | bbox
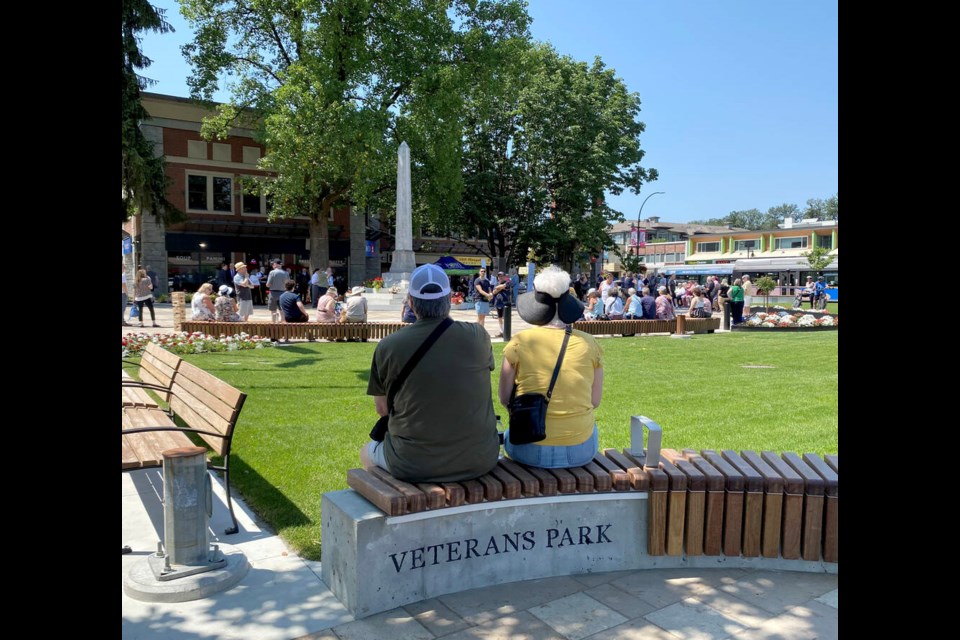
[266,259,289,323]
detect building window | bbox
[188,175,208,209]
[242,183,262,214]
[774,236,808,250]
[817,234,833,249]
[187,140,207,159]
[212,177,233,212]
[733,239,759,252]
[696,241,720,253]
[187,173,234,214]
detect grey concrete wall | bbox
[321,489,837,619]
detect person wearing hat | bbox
[342,286,369,324]
[278,280,309,322]
[361,263,500,483]
[215,284,241,322]
[233,262,255,321]
[266,259,289,322]
[583,288,600,320]
[498,265,604,469]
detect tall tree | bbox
[182,0,529,271]
[121,0,183,223]
[451,43,657,270]
[765,203,800,228]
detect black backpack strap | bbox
[544,325,573,402]
[387,317,453,413]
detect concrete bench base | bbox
[321,488,836,619]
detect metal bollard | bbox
[163,447,212,566]
[503,302,512,342]
[722,299,731,330]
[149,446,226,581]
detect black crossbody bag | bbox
[508,325,572,445]
[370,318,453,442]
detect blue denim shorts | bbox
[366,441,390,472]
[504,425,598,468]
[475,301,490,315]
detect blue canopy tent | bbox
[433,256,475,275]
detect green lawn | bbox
[127,331,837,561]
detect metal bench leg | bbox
[222,465,239,535]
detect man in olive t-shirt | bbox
[363,264,499,483]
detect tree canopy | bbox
[690,194,838,230]
[121,0,183,224]
[449,43,657,270]
[182,0,530,270]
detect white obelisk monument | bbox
[385,141,416,287]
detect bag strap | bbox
[387,317,453,413]
[545,325,573,402]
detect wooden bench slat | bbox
[348,469,406,516]
[460,479,485,504]
[519,465,558,496]
[475,474,503,502]
[548,468,577,493]
[441,482,465,507]
[369,468,427,513]
[825,454,839,473]
[497,459,540,496]
[415,483,447,510]
[488,465,522,499]
[568,466,595,493]
[591,452,633,491]
[582,461,612,491]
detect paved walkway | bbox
[123,472,836,640]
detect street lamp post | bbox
[634,191,664,273]
[198,242,207,284]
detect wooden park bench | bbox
[321,416,838,618]
[572,315,720,337]
[121,344,247,534]
[179,320,409,342]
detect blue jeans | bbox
[504,425,598,468]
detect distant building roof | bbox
[607,220,747,235]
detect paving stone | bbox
[440,610,562,640]
[293,631,340,640]
[333,610,434,640]
[529,593,628,640]
[582,618,676,640]
[713,571,839,615]
[815,588,838,609]
[404,598,471,637]
[644,597,749,640]
[583,583,656,619]
[571,570,637,589]
[731,599,838,640]
[438,576,584,625]
[609,569,721,609]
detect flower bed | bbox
[122,331,276,358]
[732,311,838,331]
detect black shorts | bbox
[496,306,506,318]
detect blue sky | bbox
[140,0,838,224]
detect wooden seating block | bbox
[442,483,465,507]
[722,450,765,558]
[489,465,522,499]
[460,479,485,504]
[568,466,595,493]
[592,451,634,491]
[825,454,838,474]
[415,483,448,510]
[523,466,559,496]
[348,469,406,516]
[498,459,540,496]
[761,451,804,560]
[475,474,504,502]
[548,468,577,493]
[583,461,612,492]
[370,467,426,513]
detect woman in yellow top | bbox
[499,266,604,468]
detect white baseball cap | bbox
[409,264,451,300]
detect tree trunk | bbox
[309,211,330,273]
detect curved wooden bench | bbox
[572,316,720,337]
[322,418,838,618]
[180,320,409,342]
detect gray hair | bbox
[410,293,451,319]
[326,287,338,296]
[641,287,650,296]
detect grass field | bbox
[125,331,838,561]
